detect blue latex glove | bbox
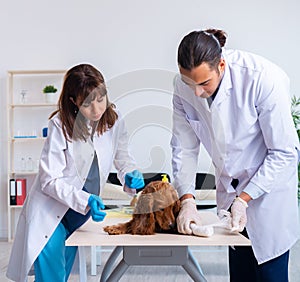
[88,195,106,222]
[125,170,145,189]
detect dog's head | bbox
[131,181,180,234]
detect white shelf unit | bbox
[7,70,65,241]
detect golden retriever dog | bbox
[104,181,180,235]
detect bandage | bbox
[189,209,233,237]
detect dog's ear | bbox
[131,213,155,235]
[131,192,156,235]
[134,192,153,215]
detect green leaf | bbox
[43,85,57,93]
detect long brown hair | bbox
[50,64,118,141]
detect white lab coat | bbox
[7,110,136,282]
[171,49,300,264]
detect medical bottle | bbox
[161,174,169,183]
[20,157,26,171]
[27,157,34,171]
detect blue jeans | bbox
[34,223,77,282]
[229,229,289,282]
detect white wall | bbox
[0,0,299,238]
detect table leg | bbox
[100,246,207,282]
[106,259,129,282]
[188,247,204,275]
[182,257,207,282]
[91,246,97,276]
[100,246,122,282]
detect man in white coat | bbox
[172,29,299,282]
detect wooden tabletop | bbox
[66,210,251,247]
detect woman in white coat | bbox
[6,64,144,282]
[172,29,299,282]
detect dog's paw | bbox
[103,225,123,235]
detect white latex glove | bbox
[218,210,234,230]
[177,198,202,234]
[231,197,248,232]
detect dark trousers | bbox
[229,229,289,282]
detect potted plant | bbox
[291,95,300,199]
[43,85,57,103]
